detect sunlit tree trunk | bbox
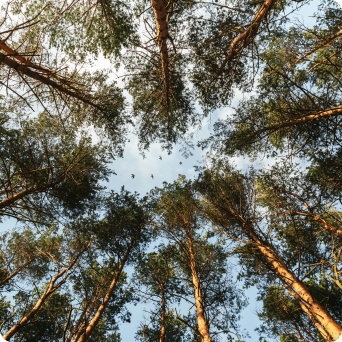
[244,106,342,141]
[0,52,101,109]
[185,225,212,342]
[232,210,342,341]
[150,0,170,95]
[75,238,134,342]
[3,243,90,340]
[213,0,277,79]
[160,284,166,342]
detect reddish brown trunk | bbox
[232,211,342,340]
[3,249,84,340]
[71,301,99,342]
[0,40,54,75]
[0,40,86,93]
[276,188,342,237]
[213,0,277,79]
[245,106,342,140]
[160,285,166,342]
[0,52,102,110]
[283,281,331,340]
[287,314,309,342]
[186,227,212,342]
[75,239,134,342]
[300,213,342,237]
[68,299,99,342]
[151,0,170,94]
[0,185,49,209]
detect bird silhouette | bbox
[131,174,135,179]
[159,156,162,160]
[179,162,182,165]
[151,174,154,179]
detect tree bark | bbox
[75,239,134,342]
[150,0,170,94]
[0,185,51,210]
[231,210,342,341]
[0,52,102,110]
[186,226,212,342]
[243,106,342,140]
[160,284,166,342]
[213,0,277,80]
[67,298,99,342]
[1,40,60,76]
[0,254,40,287]
[3,245,87,340]
[282,280,331,340]
[275,188,342,237]
[293,28,342,66]
[294,212,342,237]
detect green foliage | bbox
[14,0,137,61]
[135,310,189,342]
[0,110,113,222]
[200,1,342,160]
[125,53,196,152]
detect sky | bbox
[1,0,341,340]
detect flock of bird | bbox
[131,157,182,179]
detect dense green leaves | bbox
[0,110,113,223]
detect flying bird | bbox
[151,174,154,179]
[131,174,135,179]
[179,162,182,165]
[159,156,162,160]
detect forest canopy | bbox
[0,0,342,341]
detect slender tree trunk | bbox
[160,285,166,342]
[213,0,277,79]
[294,28,342,66]
[283,281,331,340]
[232,211,342,341]
[150,0,170,94]
[185,226,212,342]
[0,185,50,209]
[3,246,87,340]
[0,52,102,110]
[75,239,134,342]
[276,188,342,237]
[284,302,319,341]
[295,212,342,237]
[0,40,54,75]
[244,106,342,139]
[67,300,98,342]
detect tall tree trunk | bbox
[283,281,331,340]
[0,184,54,209]
[293,28,342,66]
[67,300,98,342]
[75,239,134,342]
[150,0,170,95]
[3,243,89,340]
[231,210,342,341]
[160,285,166,342]
[185,226,212,342]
